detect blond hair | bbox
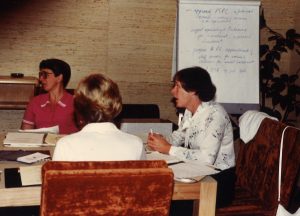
[74,73,122,126]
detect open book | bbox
[3,132,62,147]
[3,132,45,147]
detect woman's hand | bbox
[147,133,171,154]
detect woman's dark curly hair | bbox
[173,66,216,102]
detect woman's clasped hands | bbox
[147,132,171,154]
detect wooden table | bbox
[0,135,217,216]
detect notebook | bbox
[4,165,42,188]
[3,132,45,147]
[0,150,51,162]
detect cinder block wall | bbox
[0,0,299,132]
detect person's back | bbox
[52,73,146,161]
[53,122,145,161]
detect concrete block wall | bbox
[0,0,299,131]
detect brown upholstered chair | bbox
[216,118,300,216]
[40,160,174,216]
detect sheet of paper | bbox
[19,125,59,134]
[169,160,220,179]
[44,133,65,145]
[3,132,45,147]
[19,165,42,186]
[134,133,148,143]
[120,122,172,143]
[146,151,180,164]
[5,143,46,147]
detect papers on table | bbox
[19,165,42,186]
[3,132,63,147]
[146,151,180,164]
[120,121,173,143]
[18,125,59,134]
[146,151,220,181]
[4,166,43,188]
[169,160,220,179]
[44,133,65,145]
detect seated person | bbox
[21,58,78,134]
[52,73,146,161]
[147,66,236,208]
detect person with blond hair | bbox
[53,73,145,161]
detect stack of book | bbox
[3,132,46,147]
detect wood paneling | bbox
[0,76,38,109]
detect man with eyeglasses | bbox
[21,58,78,134]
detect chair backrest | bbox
[236,118,300,212]
[116,104,160,120]
[40,160,174,216]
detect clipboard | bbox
[4,168,22,188]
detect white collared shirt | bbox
[168,101,235,170]
[53,122,146,161]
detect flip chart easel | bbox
[177,0,261,114]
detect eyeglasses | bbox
[39,71,54,79]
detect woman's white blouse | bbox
[53,122,146,161]
[168,101,235,170]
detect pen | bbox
[178,113,183,126]
[206,164,222,171]
[168,161,184,166]
[150,129,153,135]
